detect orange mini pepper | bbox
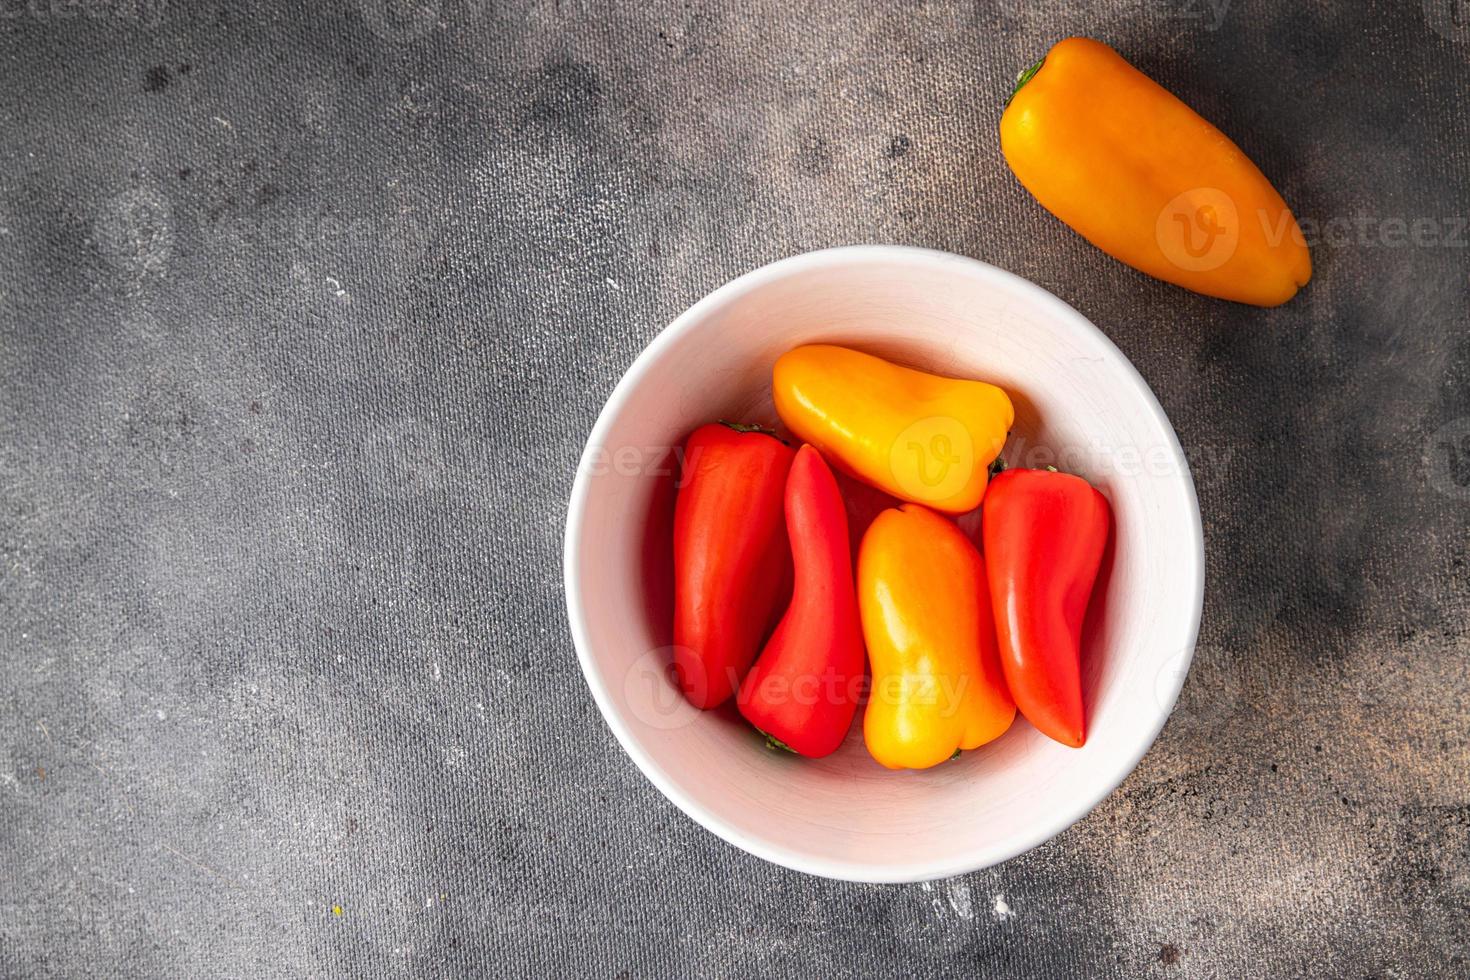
[773,345,1013,515]
[1000,37,1311,307]
[858,504,1015,769]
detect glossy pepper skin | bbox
[858,504,1016,769]
[982,468,1111,748]
[738,446,866,757]
[673,422,795,709]
[1000,37,1311,307]
[773,345,1013,515]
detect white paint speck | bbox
[946,881,974,920]
[155,709,167,720]
[993,894,1014,920]
[324,276,347,298]
[431,661,442,682]
[605,277,621,291]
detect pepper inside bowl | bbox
[563,246,1203,883]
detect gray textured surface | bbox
[2,1,1469,977]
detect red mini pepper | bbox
[982,468,1111,748]
[738,445,866,757]
[673,422,795,709]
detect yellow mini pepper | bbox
[1000,36,1312,307]
[859,504,1016,769]
[772,345,1013,514]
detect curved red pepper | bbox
[673,422,794,709]
[982,468,1111,748]
[737,445,866,757]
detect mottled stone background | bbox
[2,0,1468,977]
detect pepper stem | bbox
[1005,56,1046,108]
[718,420,787,444]
[763,732,798,754]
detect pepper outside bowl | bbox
[563,246,1204,883]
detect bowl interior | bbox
[565,248,1202,882]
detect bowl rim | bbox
[562,244,1205,883]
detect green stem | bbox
[763,732,798,754]
[1005,56,1046,109]
[718,420,787,444]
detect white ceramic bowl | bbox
[563,246,1203,882]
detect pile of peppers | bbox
[666,35,1316,766]
[671,345,1111,769]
